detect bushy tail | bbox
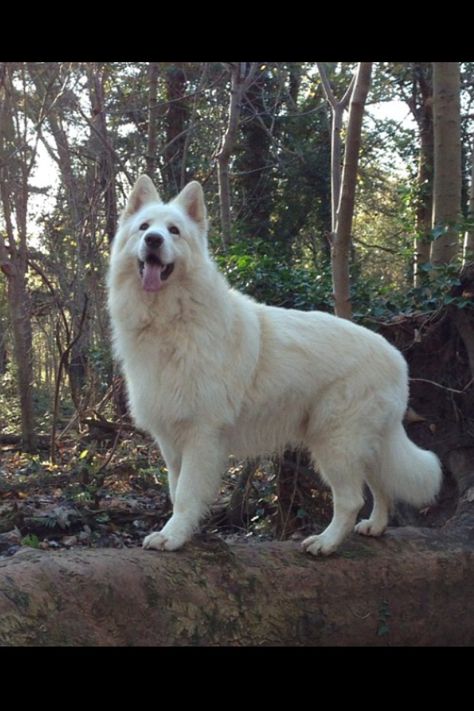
[380,423,442,506]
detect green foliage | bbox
[354,261,472,324]
[0,365,20,434]
[217,240,333,311]
[21,533,40,549]
[216,63,332,259]
[88,345,114,392]
[217,234,472,325]
[136,465,168,488]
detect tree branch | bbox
[50,295,89,464]
[332,62,373,319]
[316,62,336,108]
[410,377,473,394]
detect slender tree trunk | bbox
[0,341,7,376]
[146,62,159,181]
[0,248,35,449]
[413,67,434,285]
[5,271,35,449]
[43,110,89,406]
[14,110,36,451]
[87,63,117,245]
[0,63,36,451]
[180,63,208,189]
[332,63,372,320]
[431,62,461,266]
[330,105,344,233]
[393,63,434,285]
[236,68,277,244]
[414,131,434,284]
[217,63,257,250]
[316,63,355,234]
[288,62,301,107]
[164,63,189,194]
[463,144,474,264]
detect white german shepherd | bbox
[107,176,442,556]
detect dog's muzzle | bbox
[138,232,174,291]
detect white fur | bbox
[107,176,443,556]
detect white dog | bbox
[107,176,442,556]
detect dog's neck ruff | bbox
[134,257,227,327]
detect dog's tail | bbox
[380,422,442,506]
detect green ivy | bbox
[218,240,472,328]
[21,534,40,549]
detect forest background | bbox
[0,62,473,551]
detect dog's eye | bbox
[139,222,149,231]
[168,225,180,235]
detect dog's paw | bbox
[301,533,338,557]
[142,517,191,552]
[354,519,386,537]
[142,531,182,551]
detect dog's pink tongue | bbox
[142,262,162,292]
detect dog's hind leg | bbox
[143,426,226,551]
[302,437,366,556]
[354,477,390,537]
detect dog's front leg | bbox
[156,436,182,505]
[143,428,226,551]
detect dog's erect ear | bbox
[124,175,161,217]
[174,181,207,226]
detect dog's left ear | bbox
[174,181,207,226]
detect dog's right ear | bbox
[123,175,161,218]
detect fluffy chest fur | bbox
[109,267,261,435]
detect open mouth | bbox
[138,255,175,292]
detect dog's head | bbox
[112,176,208,292]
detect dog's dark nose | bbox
[145,233,164,249]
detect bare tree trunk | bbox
[431,62,461,266]
[331,63,372,320]
[216,63,257,250]
[180,64,208,189]
[391,63,434,285]
[463,143,474,265]
[414,121,434,283]
[13,132,36,451]
[235,68,277,245]
[1,266,35,450]
[87,63,117,245]
[316,64,355,233]
[43,110,89,407]
[146,62,159,181]
[164,63,189,194]
[412,65,434,285]
[0,63,36,451]
[0,337,7,376]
